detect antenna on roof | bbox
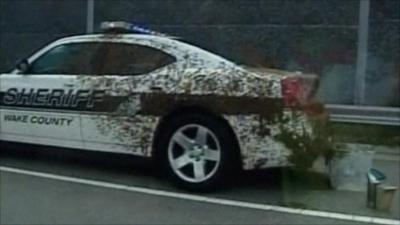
[100,21,168,37]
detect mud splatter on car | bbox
[0,22,330,190]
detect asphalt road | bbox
[0,143,398,225]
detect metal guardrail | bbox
[327,104,400,126]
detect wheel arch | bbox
[151,104,243,170]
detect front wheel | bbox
[158,114,238,192]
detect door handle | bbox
[150,86,163,92]
[64,83,74,88]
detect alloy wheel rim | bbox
[168,124,221,183]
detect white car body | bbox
[0,32,325,177]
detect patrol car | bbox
[0,22,328,191]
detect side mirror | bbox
[15,59,30,74]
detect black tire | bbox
[156,113,239,192]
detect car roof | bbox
[55,33,179,46]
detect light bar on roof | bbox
[100,21,167,36]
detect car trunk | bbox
[245,67,327,121]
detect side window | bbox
[98,43,176,75]
[29,42,99,75]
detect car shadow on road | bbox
[0,141,332,198]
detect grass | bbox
[331,122,400,147]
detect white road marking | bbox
[1,166,399,225]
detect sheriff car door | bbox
[0,41,99,149]
[80,41,177,155]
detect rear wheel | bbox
[158,113,238,192]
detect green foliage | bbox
[275,114,336,170]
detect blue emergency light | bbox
[100,21,167,36]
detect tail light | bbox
[281,75,326,117]
[281,77,306,107]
